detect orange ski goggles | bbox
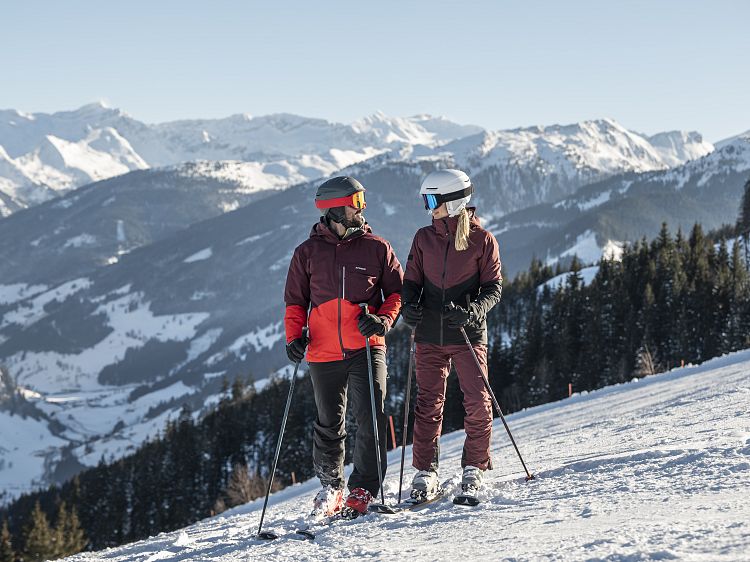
[315,190,366,210]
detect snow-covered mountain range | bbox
[415,119,713,217]
[0,103,713,218]
[0,103,481,214]
[63,349,750,561]
[489,131,750,273]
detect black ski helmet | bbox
[315,176,366,223]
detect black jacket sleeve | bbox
[470,279,502,321]
[470,231,503,321]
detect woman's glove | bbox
[444,302,475,329]
[401,303,423,328]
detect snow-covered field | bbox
[66,349,750,561]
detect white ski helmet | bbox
[420,169,474,217]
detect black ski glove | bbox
[401,303,423,328]
[358,311,388,337]
[286,333,308,363]
[444,302,476,329]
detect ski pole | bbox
[360,303,387,506]
[257,327,307,540]
[397,327,416,503]
[457,322,534,481]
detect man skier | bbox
[284,176,403,519]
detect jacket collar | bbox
[310,217,371,243]
[432,207,479,236]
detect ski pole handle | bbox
[359,303,372,339]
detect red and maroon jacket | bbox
[284,219,403,362]
[402,208,502,346]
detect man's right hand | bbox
[401,303,423,328]
[286,334,308,363]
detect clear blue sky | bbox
[2,0,748,142]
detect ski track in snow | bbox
[65,350,750,562]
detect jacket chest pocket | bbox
[341,263,378,302]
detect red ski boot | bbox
[343,487,373,518]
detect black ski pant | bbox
[308,348,388,496]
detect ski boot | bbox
[454,466,483,506]
[341,487,373,519]
[410,469,440,502]
[309,485,344,521]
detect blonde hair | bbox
[455,207,470,251]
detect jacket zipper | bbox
[440,219,450,346]
[338,263,346,359]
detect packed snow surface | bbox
[66,349,750,561]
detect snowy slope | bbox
[0,409,70,498]
[66,349,750,562]
[647,130,714,167]
[537,265,600,294]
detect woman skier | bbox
[401,168,503,502]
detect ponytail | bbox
[455,207,470,251]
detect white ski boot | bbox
[410,469,440,501]
[454,466,484,506]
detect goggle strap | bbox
[315,192,366,209]
[439,185,474,203]
[422,185,474,209]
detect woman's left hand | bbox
[444,302,474,328]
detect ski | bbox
[452,493,480,507]
[369,488,446,515]
[294,508,364,540]
[397,488,446,511]
[368,502,400,514]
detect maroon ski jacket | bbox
[402,208,502,345]
[284,219,403,362]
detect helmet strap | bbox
[325,206,347,224]
[325,207,365,231]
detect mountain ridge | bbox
[0,104,714,215]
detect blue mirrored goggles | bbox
[422,185,474,210]
[422,194,440,210]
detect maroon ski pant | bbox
[412,342,493,471]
